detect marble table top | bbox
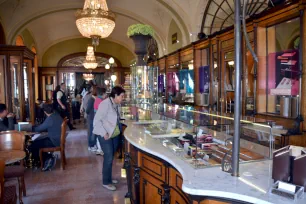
[124,120,306,204]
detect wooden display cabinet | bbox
[0,46,36,123]
[124,140,230,204]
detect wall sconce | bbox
[111,74,117,82]
[188,63,194,70]
[109,57,115,65]
[228,61,234,66]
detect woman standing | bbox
[93,87,107,155]
[93,86,125,191]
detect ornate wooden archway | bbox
[57,52,122,68]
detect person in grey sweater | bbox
[93,86,125,191]
[30,104,63,169]
[0,104,15,132]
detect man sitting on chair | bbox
[0,103,15,132]
[30,104,63,171]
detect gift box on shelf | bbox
[270,77,299,96]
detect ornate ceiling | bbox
[0,0,204,63]
[0,0,270,66]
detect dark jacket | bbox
[0,117,14,132]
[34,113,63,146]
[85,96,95,121]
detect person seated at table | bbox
[0,103,15,132]
[30,104,63,171]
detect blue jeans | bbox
[87,118,96,147]
[98,135,120,185]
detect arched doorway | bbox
[57,52,122,67]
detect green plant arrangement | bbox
[127,24,154,37]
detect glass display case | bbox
[257,17,301,118]
[130,65,158,105]
[196,47,210,107]
[126,103,280,169]
[0,46,36,123]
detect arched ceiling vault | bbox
[0,0,197,59]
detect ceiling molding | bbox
[40,35,136,59]
[38,36,136,66]
[155,0,191,45]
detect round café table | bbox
[0,150,26,165]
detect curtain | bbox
[94,73,104,87]
[75,73,85,94]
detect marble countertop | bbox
[124,120,306,204]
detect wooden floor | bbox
[20,126,129,204]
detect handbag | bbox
[109,98,122,138]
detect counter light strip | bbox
[176,108,270,128]
[238,177,267,194]
[136,105,270,128]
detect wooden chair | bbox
[0,131,26,203]
[0,159,17,204]
[39,118,68,170]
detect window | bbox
[263,18,300,117]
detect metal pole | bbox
[232,0,242,177]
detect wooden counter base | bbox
[124,140,248,204]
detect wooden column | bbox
[47,76,52,100]
[42,76,46,101]
[0,55,5,104]
[256,26,267,113]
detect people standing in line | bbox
[80,85,92,124]
[0,104,15,132]
[85,85,98,152]
[55,83,76,130]
[93,86,125,191]
[93,86,107,155]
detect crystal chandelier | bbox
[83,45,98,69]
[83,73,94,81]
[76,0,116,46]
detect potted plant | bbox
[127,24,154,65]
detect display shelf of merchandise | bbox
[269,50,300,96]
